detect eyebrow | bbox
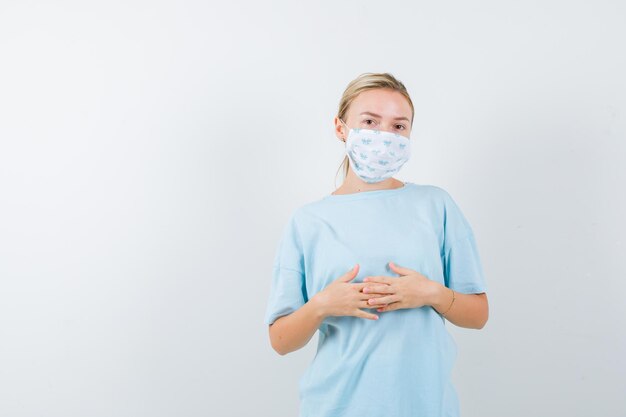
[359,111,410,122]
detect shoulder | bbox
[410,184,471,233]
[281,199,322,229]
[417,183,453,199]
[419,183,465,208]
[406,182,455,207]
[287,200,324,231]
[291,192,335,217]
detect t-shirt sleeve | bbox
[264,212,308,326]
[440,189,488,294]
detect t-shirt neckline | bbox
[324,181,413,201]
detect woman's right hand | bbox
[312,264,384,321]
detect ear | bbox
[334,116,346,142]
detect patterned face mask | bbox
[339,118,411,183]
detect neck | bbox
[333,172,404,195]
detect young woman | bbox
[264,72,489,417]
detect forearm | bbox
[269,297,326,355]
[429,283,488,329]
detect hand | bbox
[313,264,383,321]
[362,261,440,313]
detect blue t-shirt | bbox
[264,181,487,417]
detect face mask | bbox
[339,118,411,183]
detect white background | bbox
[1,1,625,416]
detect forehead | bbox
[349,88,412,119]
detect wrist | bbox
[309,294,329,320]
[430,282,452,314]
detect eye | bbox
[396,124,406,130]
[363,119,377,126]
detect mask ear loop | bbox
[338,118,350,142]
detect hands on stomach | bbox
[311,264,389,321]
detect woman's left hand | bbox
[362,262,441,312]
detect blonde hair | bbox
[334,72,414,185]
